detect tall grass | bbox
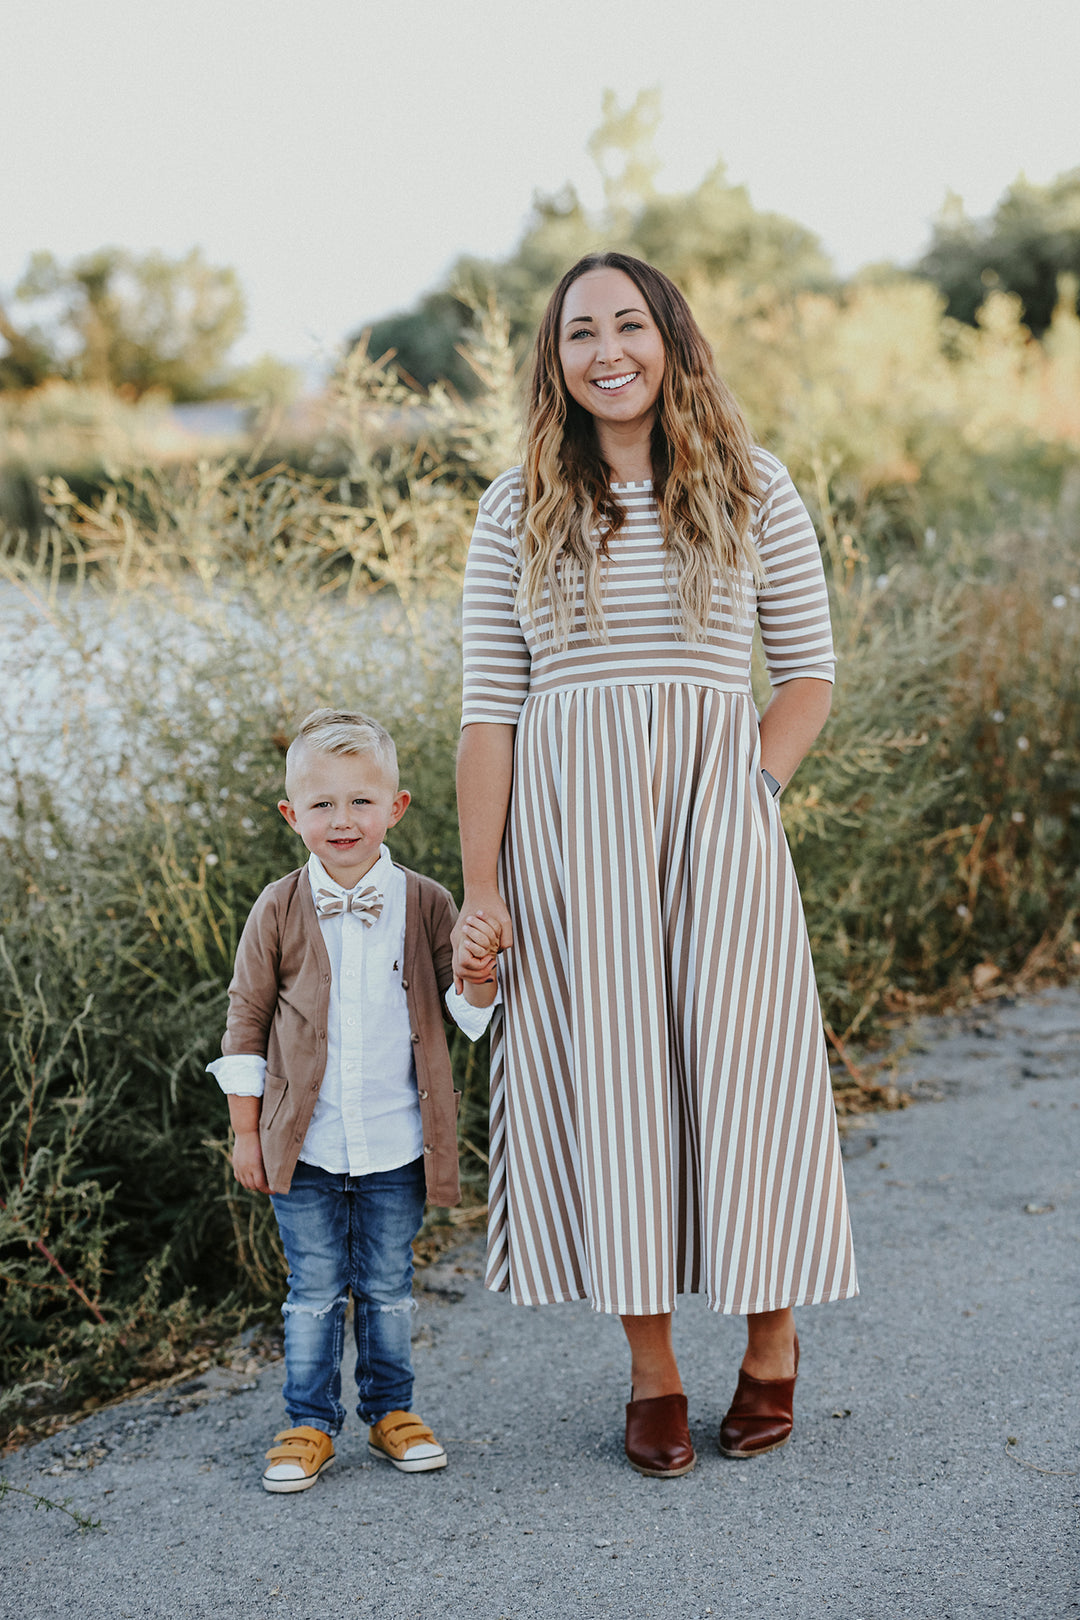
[1,313,1077,1439]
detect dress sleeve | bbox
[755,461,836,686]
[460,471,532,726]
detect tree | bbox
[0,299,54,391]
[3,247,246,398]
[357,92,832,393]
[918,169,1080,336]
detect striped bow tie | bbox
[315,885,384,926]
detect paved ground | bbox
[1,989,1077,1620]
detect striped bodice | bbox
[461,450,834,726]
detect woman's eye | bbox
[568,327,591,340]
[620,320,643,331]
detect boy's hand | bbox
[452,889,512,993]
[232,1130,270,1195]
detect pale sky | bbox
[3,0,1078,371]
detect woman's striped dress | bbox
[460,451,857,1316]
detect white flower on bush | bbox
[991,710,1005,723]
[1070,585,1080,599]
[241,817,255,832]
[1016,736,1030,751]
[875,574,890,591]
[1052,594,1067,609]
[1011,810,1025,823]
[956,904,971,918]
[205,852,219,866]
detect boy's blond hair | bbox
[284,709,399,796]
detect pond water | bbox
[0,579,461,822]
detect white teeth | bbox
[594,373,638,391]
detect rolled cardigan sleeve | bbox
[460,469,532,726]
[755,460,836,686]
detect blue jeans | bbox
[269,1157,427,1433]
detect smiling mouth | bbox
[593,372,640,392]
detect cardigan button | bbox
[323,973,330,983]
[418,1089,429,1100]
[401,978,409,989]
[410,1032,420,1043]
[423,1144,433,1154]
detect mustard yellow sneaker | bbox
[368,1409,447,1473]
[261,1425,335,1493]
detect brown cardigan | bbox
[221,863,463,1203]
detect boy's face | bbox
[278,749,409,889]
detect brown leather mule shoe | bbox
[718,1335,800,1459]
[625,1392,696,1477]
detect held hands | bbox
[232,1129,270,1195]
[452,891,512,994]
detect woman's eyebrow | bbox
[562,305,648,327]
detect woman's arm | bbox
[758,677,832,788]
[453,722,516,981]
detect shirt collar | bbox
[306,845,392,900]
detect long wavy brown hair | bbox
[518,252,764,646]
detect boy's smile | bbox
[278,750,410,888]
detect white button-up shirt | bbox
[208,847,494,1177]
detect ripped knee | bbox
[372,1296,419,1317]
[282,1288,349,1319]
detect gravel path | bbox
[2,988,1077,1620]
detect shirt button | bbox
[417,1089,429,1100]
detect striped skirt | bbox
[485,682,857,1316]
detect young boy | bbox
[208,709,497,1493]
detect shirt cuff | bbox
[444,982,498,1040]
[207,1054,267,1096]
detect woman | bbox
[452,252,857,1477]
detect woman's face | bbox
[557,266,665,438]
